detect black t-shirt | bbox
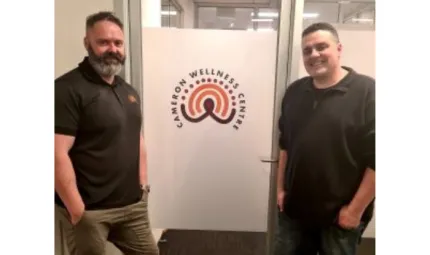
[55,57,143,210]
[278,67,375,227]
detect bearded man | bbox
[54,11,158,255]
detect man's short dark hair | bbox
[302,22,339,42]
[86,11,123,31]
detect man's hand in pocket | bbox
[337,205,362,229]
[68,202,85,226]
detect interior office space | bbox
[55,0,375,254]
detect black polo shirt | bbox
[278,67,375,227]
[55,57,142,210]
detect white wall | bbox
[55,0,114,78]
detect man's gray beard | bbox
[90,58,123,77]
[87,49,125,77]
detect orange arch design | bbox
[195,90,223,115]
[188,84,230,117]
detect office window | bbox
[198,7,254,30]
[197,7,281,31]
[303,1,375,27]
[196,1,375,31]
[161,0,182,28]
[251,8,279,31]
[342,3,375,25]
[303,2,339,28]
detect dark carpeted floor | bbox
[158,230,375,255]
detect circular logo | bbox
[170,68,247,130]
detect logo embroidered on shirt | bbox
[128,95,137,103]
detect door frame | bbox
[114,1,304,254]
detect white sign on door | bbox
[142,28,277,232]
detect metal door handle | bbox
[260,157,279,163]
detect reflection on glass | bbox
[252,8,279,31]
[303,1,375,27]
[303,2,339,28]
[195,1,375,31]
[198,7,254,30]
[161,1,181,28]
[197,7,280,31]
[342,3,375,25]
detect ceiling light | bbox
[351,18,374,22]
[161,11,177,16]
[251,18,274,22]
[251,12,279,18]
[303,13,319,19]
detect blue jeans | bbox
[273,212,366,255]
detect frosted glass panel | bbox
[142,28,277,231]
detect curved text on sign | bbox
[170,68,247,130]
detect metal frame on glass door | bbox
[113,0,131,84]
[114,0,145,122]
[263,0,303,254]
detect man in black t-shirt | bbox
[274,23,375,255]
[54,11,158,255]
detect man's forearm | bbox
[349,168,375,215]
[277,150,288,192]
[139,135,148,186]
[55,153,83,211]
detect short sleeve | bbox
[361,83,375,171]
[55,83,81,136]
